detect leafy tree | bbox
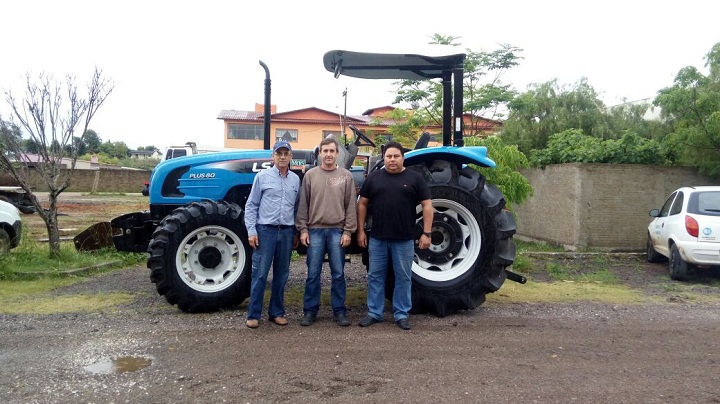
[465,136,533,209]
[654,42,720,176]
[370,108,428,147]
[0,68,113,258]
[393,34,522,139]
[501,78,611,154]
[98,140,130,159]
[529,129,665,167]
[83,129,102,153]
[601,132,666,164]
[0,119,23,150]
[606,102,671,142]
[21,137,41,153]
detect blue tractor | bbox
[106,50,525,315]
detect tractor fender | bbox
[404,146,496,168]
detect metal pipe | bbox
[259,61,271,150]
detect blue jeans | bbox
[366,237,414,321]
[247,225,294,320]
[304,228,346,315]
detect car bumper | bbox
[676,241,720,266]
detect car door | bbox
[649,191,678,257]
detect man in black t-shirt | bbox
[356,141,433,330]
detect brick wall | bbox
[0,169,151,193]
[513,164,719,251]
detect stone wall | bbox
[0,169,151,193]
[513,163,719,251]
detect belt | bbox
[260,224,295,230]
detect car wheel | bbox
[0,228,10,254]
[669,244,689,281]
[646,233,665,263]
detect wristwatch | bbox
[422,232,431,237]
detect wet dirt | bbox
[2,260,720,403]
[2,193,720,403]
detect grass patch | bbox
[83,192,128,196]
[510,255,533,272]
[544,259,619,284]
[282,285,367,308]
[0,274,137,314]
[487,279,656,304]
[0,237,146,280]
[0,277,79,299]
[516,240,566,253]
[0,293,135,315]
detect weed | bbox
[0,236,146,280]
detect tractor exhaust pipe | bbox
[505,269,527,284]
[259,60,271,150]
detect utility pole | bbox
[341,88,347,145]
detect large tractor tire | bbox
[147,200,252,312]
[385,160,516,317]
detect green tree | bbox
[0,119,23,151]
[465,136,533,209]
[370,108,428,148]
[22,138,41,153]
[529,129,665,166]
[99,140,130,159]
[654,42,720,176]
[83,129,102,153]
[501,78,611,154]
[393,34,522,140]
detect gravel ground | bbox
[2,256,720,403]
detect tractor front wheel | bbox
[147,200,252,312]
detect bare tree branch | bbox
[1,67,113,257]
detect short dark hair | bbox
[383,141,404,157]
[319,136,339,151]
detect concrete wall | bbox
[0,169,151,193]
[513,164,719,251]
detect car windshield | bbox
[688,191,720,216]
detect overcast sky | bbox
[2,0,718,149]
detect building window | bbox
[228,124,264,140]
[322,130,340,139]
[275,129,298,143]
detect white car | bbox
[647,186,720,280]
[0,199,23,254]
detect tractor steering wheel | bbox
[349,125,375,148]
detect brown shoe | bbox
[269,316,288,326]
[245,319,259,329]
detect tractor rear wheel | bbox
[385,160,516,317]
[147,200,252,312]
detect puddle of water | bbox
[84,356,152,375]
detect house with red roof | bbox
[217,104,501,150]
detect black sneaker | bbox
[300,313,316,326]
[358,315,382,327]
[395,318,411,330]
[333,312,351,327]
